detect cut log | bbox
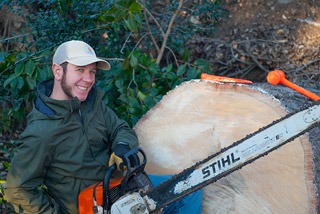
[134,80,317,214]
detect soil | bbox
[188,0,320,89]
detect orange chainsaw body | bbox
[78,177,124,214]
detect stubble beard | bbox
[60,72,74,99]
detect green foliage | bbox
[0,0,222,133]
[0,179,8,207]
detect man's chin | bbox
[76,95,88,102]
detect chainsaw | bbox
[79,101,320,214]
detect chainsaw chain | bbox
[144,100,320,213]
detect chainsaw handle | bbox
[121,148,147,194]
[102,164,116,212]
[123,147,146,170]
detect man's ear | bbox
[52,63,63,81]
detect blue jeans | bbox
[148,174,202,214]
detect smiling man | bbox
[5,40,139,214]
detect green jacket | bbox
[5,79,138,214]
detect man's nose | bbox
[82,72,95,83]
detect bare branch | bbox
[142,0,160,52]
[165,46,179,68]
[156,0,184,64]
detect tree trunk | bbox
[134,80,317,213]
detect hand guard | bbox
[108,143,139,171]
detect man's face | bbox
[60,63,97,102]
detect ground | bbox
[188,0,320,89]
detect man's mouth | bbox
[77,85,88,91]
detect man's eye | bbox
[90,70,97,74]
[77,69,84,72]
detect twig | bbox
[128,32,150,57]
[142,0,160,52]
[127,69,139,95]
[156,0,184,64]
[165,46,179,68]
[295,59,320,73]
[244,44,269,73]
[120,32,133,54]
[101,57,148,70]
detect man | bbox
[5,40,138,213]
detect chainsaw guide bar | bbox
[141,101,320,213]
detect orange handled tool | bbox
[201,73,253,84]
[267,70,320,101]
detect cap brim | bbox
[67,56,111,70]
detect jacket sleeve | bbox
[103,105,138,150]
[4,125,59,214]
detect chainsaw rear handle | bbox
[102,164,116,212]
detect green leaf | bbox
[128,96,140,108]
[143,96,156,109]
[3,162,10,171]
[166,64,173,73]
[25,76,37,90]
[187,67,198,80]
[4,74,16,88]
[177,64,186,76]
[148,63,158,74]
[26,60,36,76]
[148,88,158,96]
[115,78,124,88]
[137,90,146,101]
[97,15,105,23]
[129,107,140,115]
[167,71,176,80]
[16,76,24,89]
[127,14,137,31]
[195,58,209,68]
[130,55,138,67]
[182,48,190,61]
[129,2,141,13]
[14,63,24,75]
[104,15,115,22]
[5,53,15,62]
[114,9,127,21]
[37,66,50,81]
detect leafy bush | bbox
[1,0,223,132]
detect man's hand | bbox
[108,143,138,171]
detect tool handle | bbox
[281,78,320,101]
[267,70,320,101]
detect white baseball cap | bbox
[52,40,110,70]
